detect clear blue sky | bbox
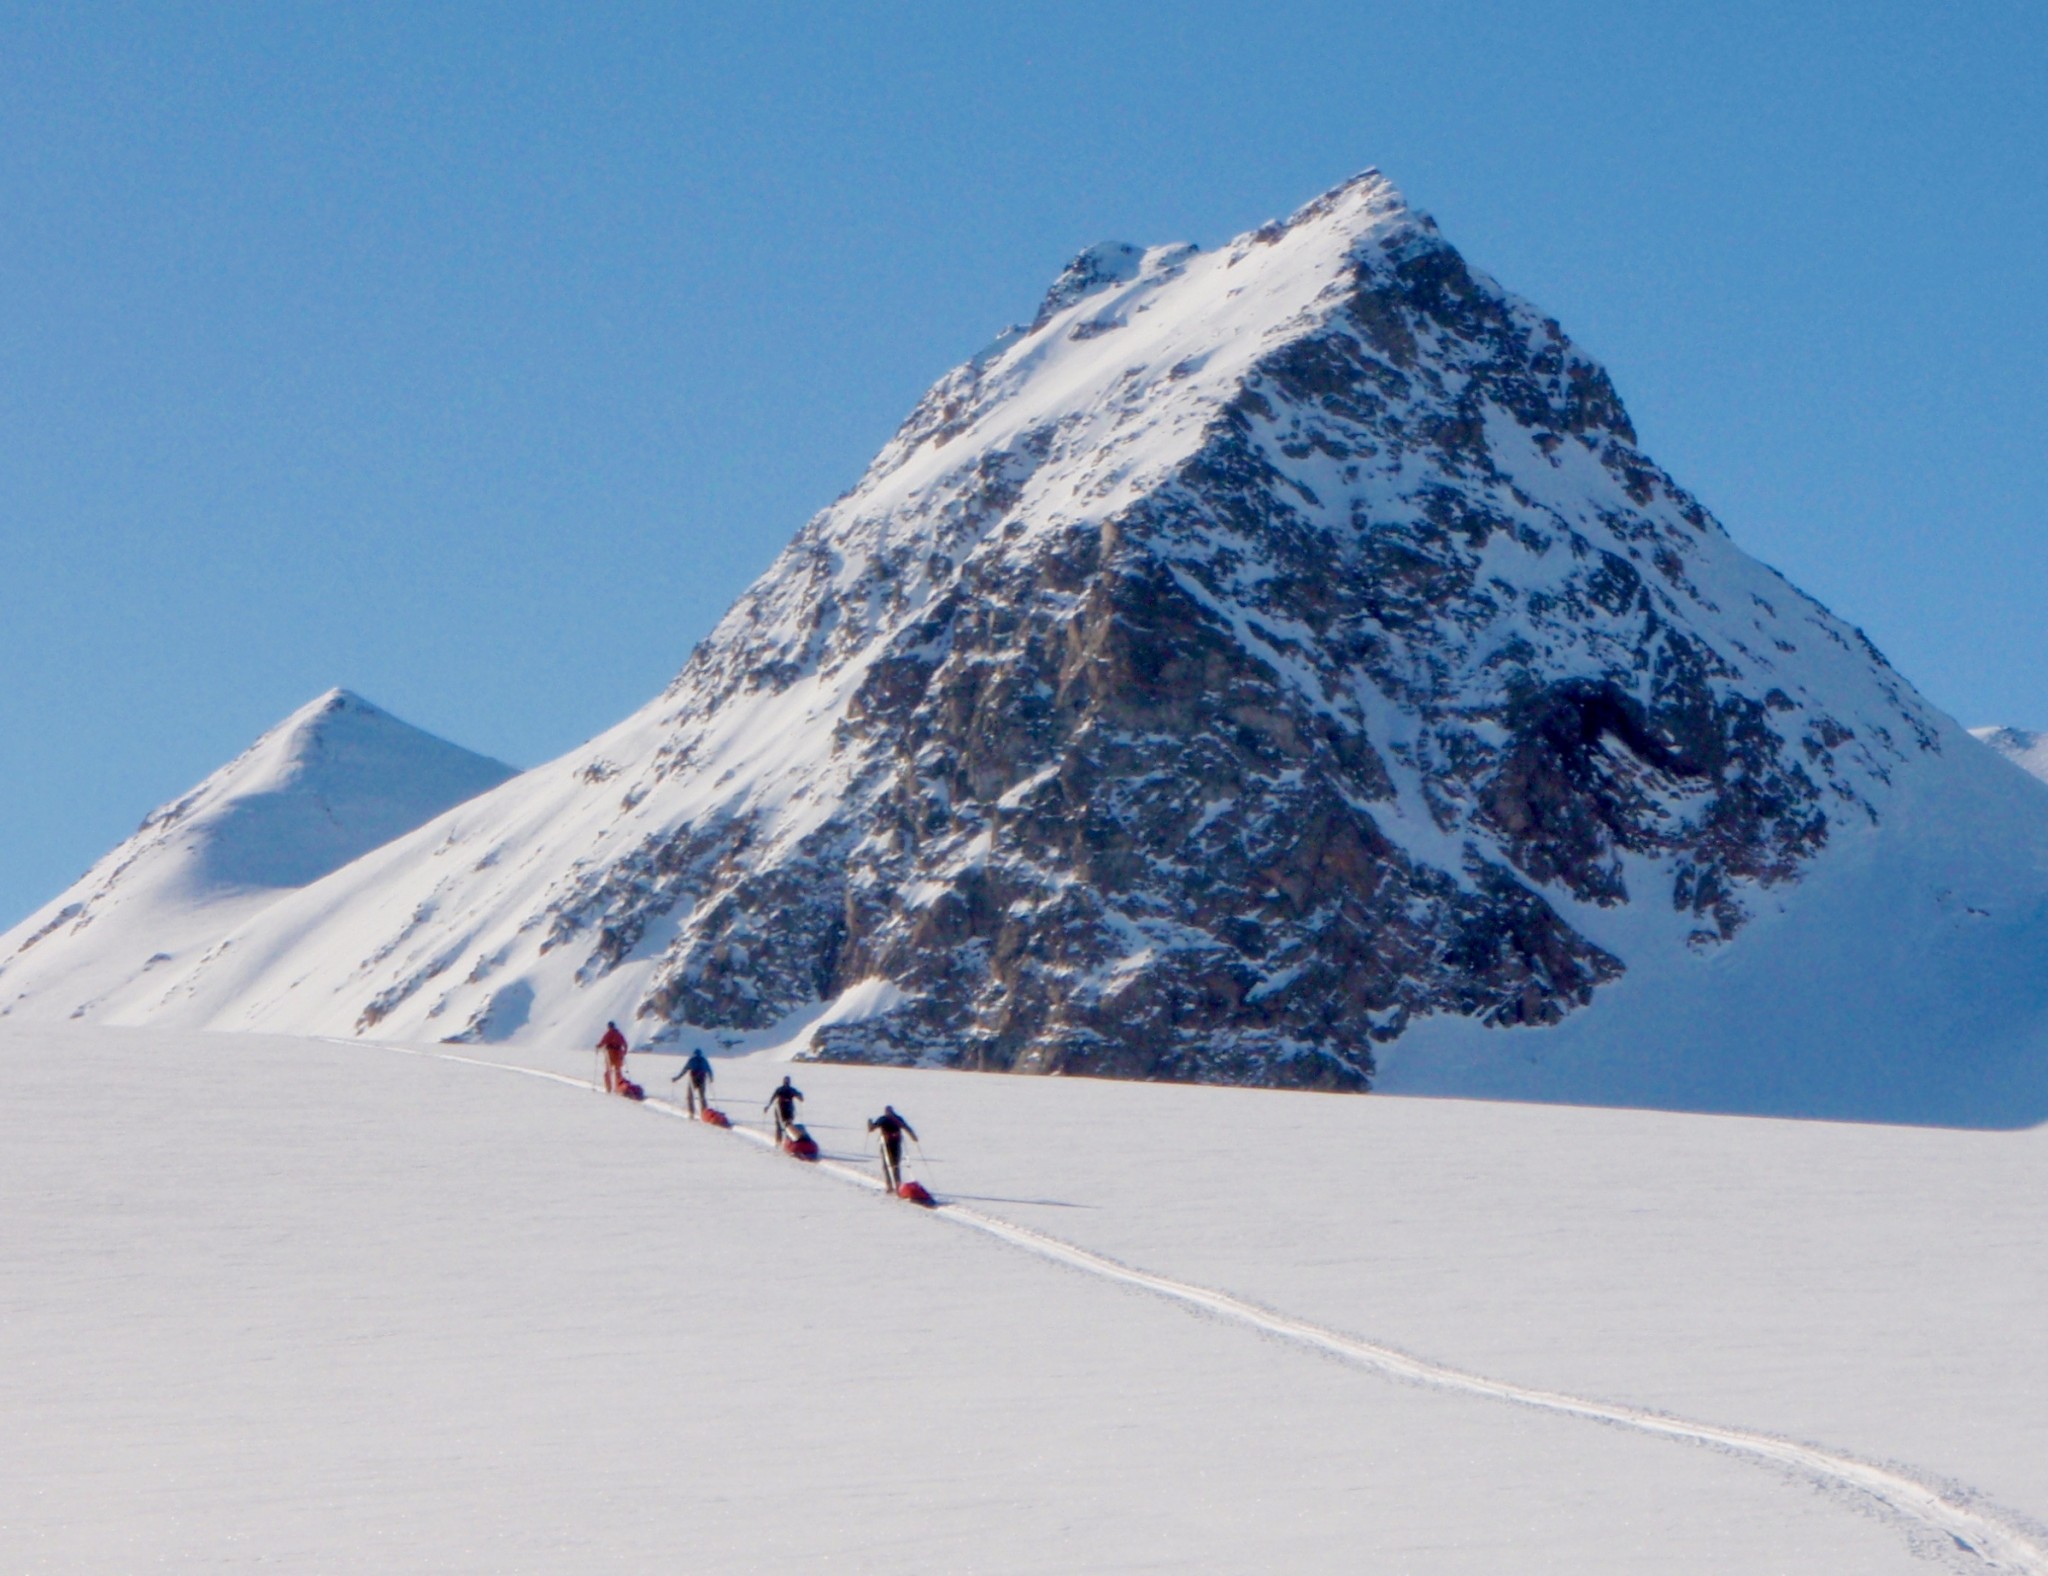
[3,2,2044,927]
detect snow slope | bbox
[0,690,514,1025]
[8,1023,2044,1573]
[1975,726,2048,787]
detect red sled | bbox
[618,1079,646,1102]
[782,1133,820,1161]
[897,1180,937,1208]
[698,1107,732,1128]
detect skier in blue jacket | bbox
[671,1047,714,1115]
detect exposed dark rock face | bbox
[505,172,1931,1087]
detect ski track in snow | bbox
[360,1039,2048,1575]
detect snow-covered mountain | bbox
[0,690,514,1022]
[1972,726,2048,786]
[34,172,2048,1123]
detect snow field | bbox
[9,1028,2043,1571]
[757,1052,2048,1533]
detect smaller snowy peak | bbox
[136,688,517,893]
[0,690,516,1023]
[1971,727,2048,786]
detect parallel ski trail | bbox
[364,1040,2048,1574]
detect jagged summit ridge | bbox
[666,171,1528,720]
[69,170,2048,1122]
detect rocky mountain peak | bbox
[80,170,2033,1124]
[498,170,1941,1085]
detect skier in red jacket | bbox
[598,1022,629,1094]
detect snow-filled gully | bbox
[371,1041,2048,1574]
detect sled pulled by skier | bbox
[867,1105,921,1195]
[764,1076,804,1142]
[781,1120,820,1161]
[671,1046,715,1116]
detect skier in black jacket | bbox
[867,1105,919,1193]
[671,1047,714,1115]
[765,1076,804,1142]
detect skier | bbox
[866,1105,919,1194]
[764,1075,804,1142]
[670,1045,715,1115]
[597,1021,629,1095]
